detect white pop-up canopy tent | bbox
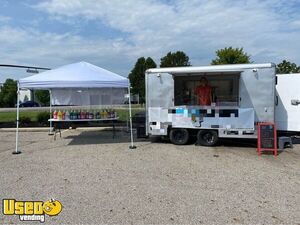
[15,61,135,154]
[20,61,129,89]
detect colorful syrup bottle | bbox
[62,111,66,120]
[57,110,62,120]
[96,110,100,119]
[89,110,94,119]
[107,109,110,118]
[74,110,77,119]
[53,110,57,119]
[70,110,74,120]
[65,110,70,120]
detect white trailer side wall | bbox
[275,73,300,132]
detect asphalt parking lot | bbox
[0,129,299,224]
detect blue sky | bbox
[1,0,300,82]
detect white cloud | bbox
[1,0,300,82]
[33,0,300,64]
[0,15,11,23]
[0,26,135,80]
[290,20,300,29]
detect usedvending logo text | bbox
[2,199,62,223]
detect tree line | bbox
[1,47,300,107]
[129,47,300,102]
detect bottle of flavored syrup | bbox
[53,110,57,119]
[71,110,74,120]
[65,110,70,120]
[103,109,107,119]
[62,111,66,120]
[57,110,62,120]
[74,110,77,120]
[89,110,93,119]
[106,109,109,118]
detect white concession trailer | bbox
[145,63,277,146]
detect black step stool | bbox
[278,136,293,150]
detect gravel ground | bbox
[0,130,299,225]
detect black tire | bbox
[197,130,218,146]
[169,128,189,145]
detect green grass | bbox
[0,109,144,123]
[115,109,144,121]
[0,111,41,122]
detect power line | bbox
[0,64,51,70]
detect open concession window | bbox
[174,72,240,106]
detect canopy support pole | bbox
[128,85,136,149]
[48,89,53,135]
[13,82,21,154]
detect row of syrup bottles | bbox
[52,109,117,120]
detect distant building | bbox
[19,90,32,103]
[0,82,32,103]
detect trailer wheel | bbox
[169,128,189,145]
[197,130,218,146]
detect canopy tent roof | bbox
[19,61,129,89]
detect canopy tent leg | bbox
[13,82,21,154]
[48,89,54,135]
[126,117,129,132]
[128,85,136,149]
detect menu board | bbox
[260,124,275,148]
[257,123,277,156]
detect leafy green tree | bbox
[160,51,191,67]
[35,90,50,106]
[128,57,157,102]
[211,47,251,65]
[276,60,300,74]
[0,79,17,107]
